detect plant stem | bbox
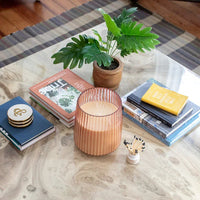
[107,39,111,54]
[106,33,114,55]
[111,48,118,57]
[110,40,117,56]
[113,51,120,57]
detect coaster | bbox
[7,104,33,122]
[8,117,34,128]
[8,116,33,125]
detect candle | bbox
[79,101,119,131]
[80,101,117,116]
[74,88,122,156]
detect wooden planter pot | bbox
[93,58,124,90]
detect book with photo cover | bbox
[29,69,94,124]
[30,96,74,128]
[0,96,55,150]
[127,80,193,127]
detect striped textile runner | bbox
[0,0,199,74]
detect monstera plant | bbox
[52,7,160,90]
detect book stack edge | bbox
[122,79,200,146]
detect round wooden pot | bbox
[93,57,124,90]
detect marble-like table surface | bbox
[0,23,200,200]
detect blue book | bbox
[123,110,200,146]
[0,96,55,150]
[122,100,200,139]
[127,80,193,127]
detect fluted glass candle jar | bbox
[74,87,122,156]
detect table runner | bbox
[0,0,199,74]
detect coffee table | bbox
[0,23,200,199]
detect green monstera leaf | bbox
[51,35,100,69]
[116,21,160,55]
[51,33,114,68]
[98,8,121,37]
[82,44,113,67]
[114,7,137,27]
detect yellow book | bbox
[141,83,188,116]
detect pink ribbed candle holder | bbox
[74,87,122,156]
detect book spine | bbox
[127,97,172,127]
[122,110,171,146]
[20,127,56,150]
[123,109,200,146]
[59,118,74,128]
[0,127,21,150]
[166,114,200,144]
[123,107,166,138]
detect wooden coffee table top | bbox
[0,23,200,199]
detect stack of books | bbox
[122,79,200,146]
[29,69,93,128]
[0,96,55,151]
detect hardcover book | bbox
[127,80,193,127]
[29,69,94,126]
[141,83,188,115]
[122,100,200,138]
[30,96,75,128]
[123,110,200,146]
[0,96,55,150]
[122,79,200,145]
